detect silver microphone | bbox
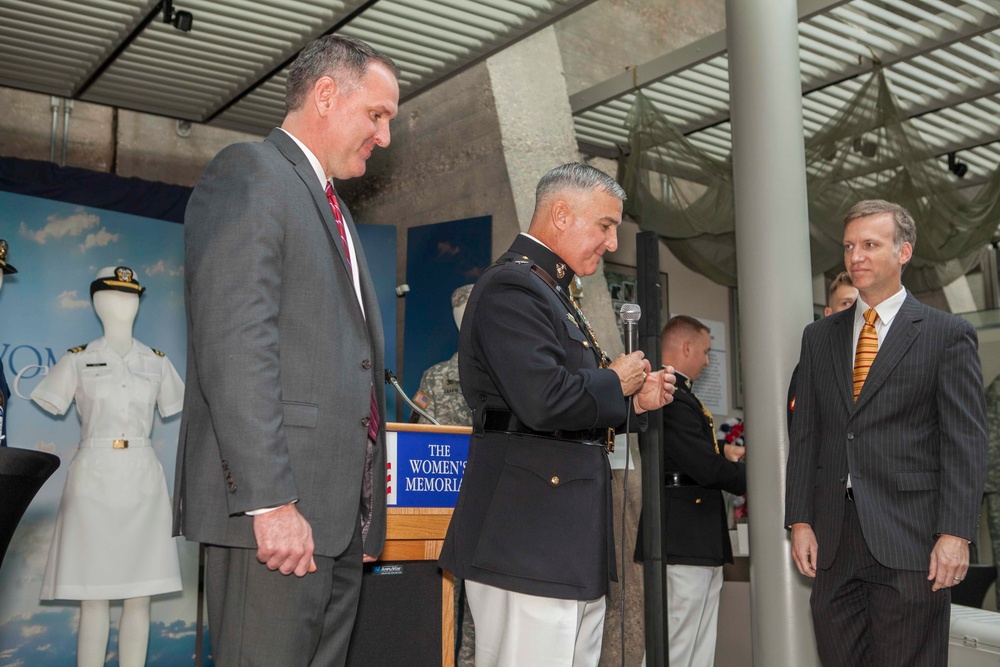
[620,303,641,354]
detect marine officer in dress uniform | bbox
[31,266,184,667]
[642,315,745,667]
[0,239,17,447]
[440,163,676,667]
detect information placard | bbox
[386,430,470,508]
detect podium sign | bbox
[387,427,470,508]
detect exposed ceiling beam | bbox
[205,0,602,125]
[583,131,1000,192]
[395,0,601,106]
[203,0,382,123]
[72,0,165,98]
[907,83,1000,122]
[673,8,1000,137]
[578,140,624,161]
[571,1,1000,144]
[569,0,853,116]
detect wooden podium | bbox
[379,422,471,667]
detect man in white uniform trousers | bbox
[32,266,184,667]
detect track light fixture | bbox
[947,152,968,179]
[852,137,878,158]
[163,0,193,32]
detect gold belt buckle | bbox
[606,428,615,453]
[113,439,129,450]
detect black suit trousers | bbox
[811,497,949,667]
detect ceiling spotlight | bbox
[852,137,877,158]
[163,0,194,32]
[947,152,968,179]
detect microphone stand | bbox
[384,369,440,426]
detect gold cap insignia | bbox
[90,265,146,298]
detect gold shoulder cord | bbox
[565,290,612,369]
[528,263,616,452]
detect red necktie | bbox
[325,182,380,442]
[325,183,353,271]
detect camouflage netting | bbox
[617,67,1000,292]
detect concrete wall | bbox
[0,87,259,187]
[115,111,260,186]
[338,60,520,379]
[556,0,725,95]
[0,89,115,173]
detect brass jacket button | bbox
[550,476,560,486]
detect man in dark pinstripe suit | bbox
[785,199,988,666]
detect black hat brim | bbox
[90,279,145,298]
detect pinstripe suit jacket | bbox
[785,293,987,571]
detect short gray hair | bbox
[844,199,917,254]
[286,35,400,114]
[534,163,626,212]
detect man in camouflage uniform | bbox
[414,283,475,665]
[415,284,474,428]
[985,377,1000,582]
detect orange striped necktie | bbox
[852,308,879,402]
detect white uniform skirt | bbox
[40,437,182,600]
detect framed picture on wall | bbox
[604,262,669,346]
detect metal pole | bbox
[49,97,60,164]
[724,1,820,665]
[637,231,668,666]
[61,100,74,167]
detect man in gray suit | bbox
[785,199,988,666]
[173,36,398,666]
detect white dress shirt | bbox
[851,286,907,360]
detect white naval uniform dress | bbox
[33,337,184,601]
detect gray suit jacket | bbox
[173,128,387,558]
[785,293,987,571]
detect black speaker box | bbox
[346,560,444,666]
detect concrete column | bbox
[725,2,820,666]
[486,27,624,358]
[942,275,977,313]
